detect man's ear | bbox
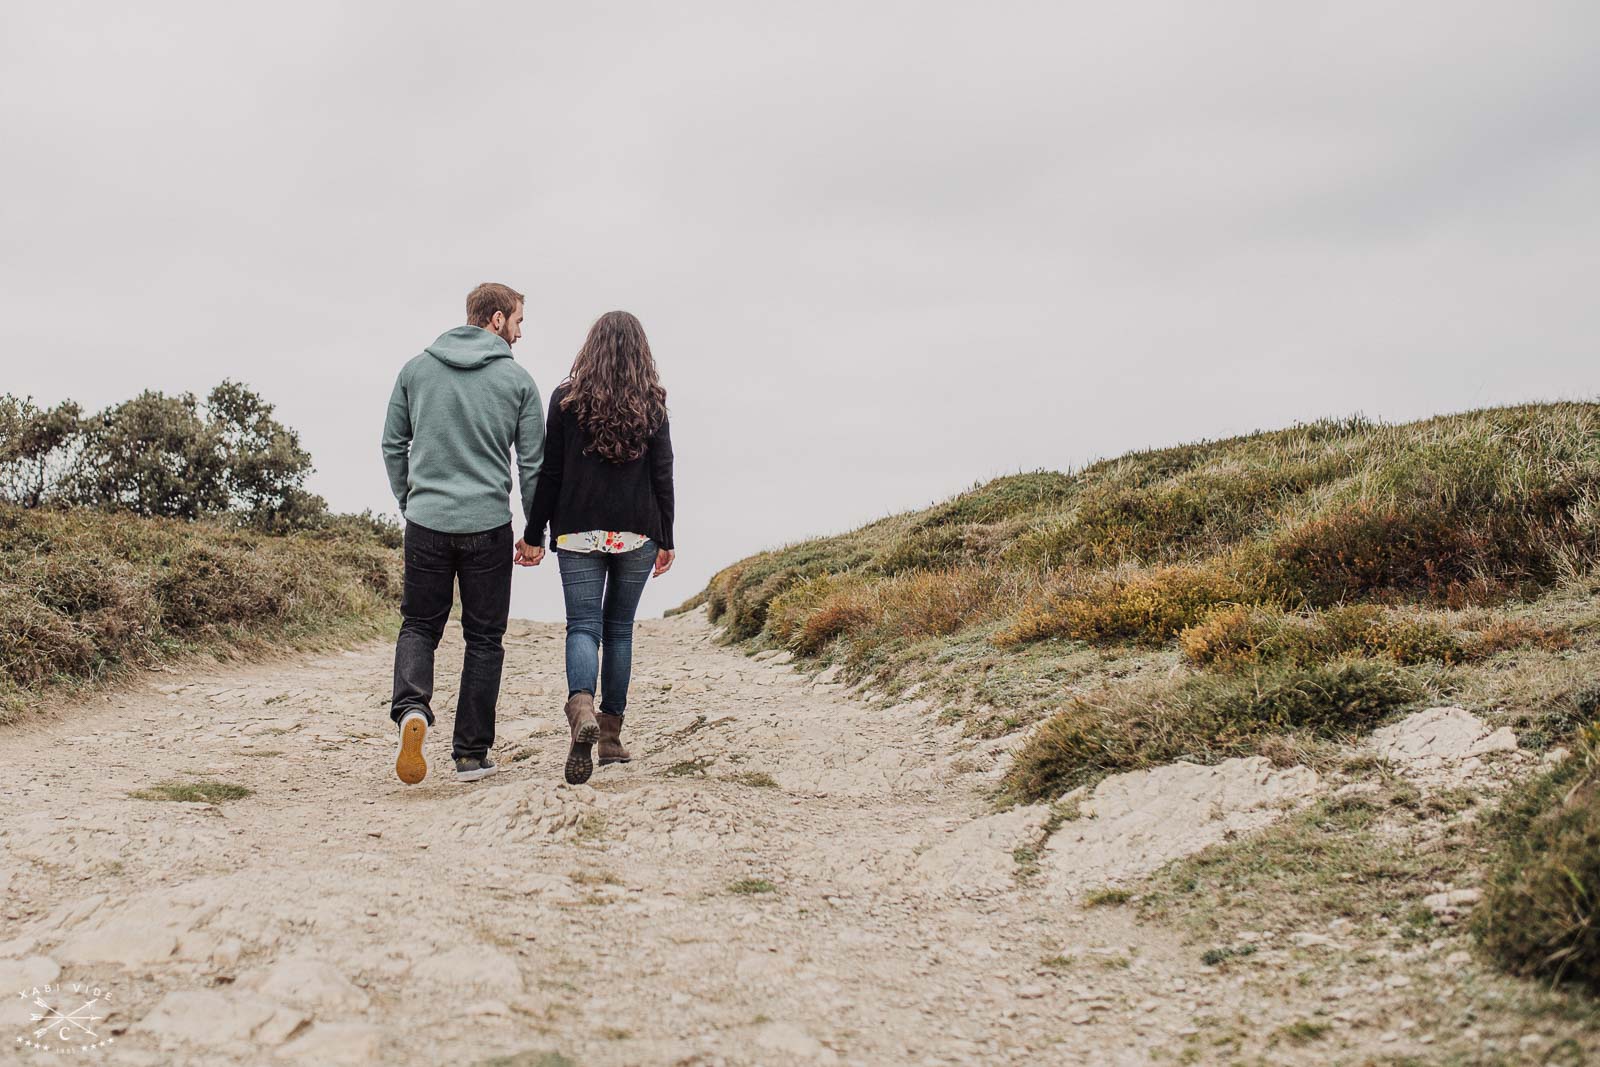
[489,310,505,332]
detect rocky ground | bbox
[1,609,1593,1065]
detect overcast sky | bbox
[3,2,1597,620]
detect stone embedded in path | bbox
[1043,756,1320,892]
[0,958,62,1029]
[55,922,179,968]
[277,1021,387,1063]
[412,946,523,992]
[1423,887,1483,925]
[257,957,372,1012]
[755,1020,838,1062]
[1370,707,1518,767]
[134,989,283,1047]
[912,805,1052,894]
[0,955,59,990]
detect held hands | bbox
[511,539,667,574]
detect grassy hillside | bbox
[0,505,401,722]
[683,402,1600,990]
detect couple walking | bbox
[380,282,675,787]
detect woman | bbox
[523,311,675,785]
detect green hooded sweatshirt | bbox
[381,325,544,535]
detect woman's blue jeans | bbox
[555,540,656,717]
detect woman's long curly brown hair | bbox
[559,311,668,463]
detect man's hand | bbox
[515,539,545,567]
[653,548,675,578]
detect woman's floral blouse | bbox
[555,530,650,554]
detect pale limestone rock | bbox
[1424,888,1482,910]
[56,923,179,968]
[1371,707,1518,765]
[1289,932,1339,949]
[211,937,243,969]
[277,1021,386,1063]
[258,957,371,1012]
[0,957,61,1028]
[0,935,39,957]
[412,946,523,992]
[755,1021,837,1062]
[911,805,1051,894]
[174,930,217,962]
[255,1006,311,1046]
[1044,756,1320,893]
[1470,727,1519,755]
[134,989,280,1046]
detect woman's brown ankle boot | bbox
[597,712,631,765]
[564,692,599,784]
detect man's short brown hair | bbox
[465,282,524,327]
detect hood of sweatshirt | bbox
[424,325,513,369]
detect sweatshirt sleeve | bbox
[523,390,564,546]
[649,414,675,550]
[380,370,412,516]
[514,378,545,533]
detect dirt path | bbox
[0,611,1436,1065]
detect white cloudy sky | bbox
[3,2,1597,620]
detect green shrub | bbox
[876,569,1003,641]
[1473,722,1600,993]
[766,574,878,654]
[1002,661,1422,802]
[873,526,972,574]
[997,564,1245,647]
[1177,605,1277,669]
[1266,503,1526,607]
[1180,604,1465,671]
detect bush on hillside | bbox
[1179,604,1466,670]
[1001,660,1423,803]
[766,574,879,655]
[996,564,1246,648]
[1466,618,1575,659]
[766,568,1016,657]
[0,505,399,721]
[1473,721,1600,993]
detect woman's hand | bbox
[514,539,544,567]
[653,548,675,577]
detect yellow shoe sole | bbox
[395,715,428,785]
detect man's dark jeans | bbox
[390,521,512,760]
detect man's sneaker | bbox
[395,710,429,785]
[454,754,499,783]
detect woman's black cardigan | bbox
[523,384,675,551]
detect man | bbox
[381,282,547,784]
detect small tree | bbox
[0,395,83,507]
[204,380,318,519]
[9,383,323,527]
[67,390,231,518]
